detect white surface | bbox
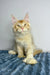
[0,0,50,52]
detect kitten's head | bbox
[11,13,31,34]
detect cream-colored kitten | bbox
[8,13,42,64]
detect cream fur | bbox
[8,15,42,64]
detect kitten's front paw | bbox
[23,58,38,64]
[18,55,25,58]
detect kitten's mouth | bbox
[17,29,26,33]
[14,29,28,33]
[17,30,27,33]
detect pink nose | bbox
[21,28,24,30]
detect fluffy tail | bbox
[33,49,43,56]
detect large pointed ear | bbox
[24,13,29,22]
[11,15,18,24]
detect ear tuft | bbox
[11,14,18,24]
[24,13,29,22]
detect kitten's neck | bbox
[14,31,31,38]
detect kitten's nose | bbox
[21,28,24,30]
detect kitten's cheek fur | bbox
[18,29,22,32]
[23,29,27,31]
[14,29,16,32]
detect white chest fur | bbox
[15,32,32,47]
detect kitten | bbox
[8,13,42,64]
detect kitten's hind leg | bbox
[8,50,17,55]
[8,43,18,55]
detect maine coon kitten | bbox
[8,13,42,64]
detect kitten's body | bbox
[8,14,42,64]
[15,29,35,56]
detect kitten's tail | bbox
[33,49,43,56]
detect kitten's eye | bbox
[17,25,20,27]
[24,24,26,26]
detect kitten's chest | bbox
[15,33,32,46]
[15,37,25,45]
[15,35,31,46]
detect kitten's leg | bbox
[23,46,38,64]
[17,45,25,58]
